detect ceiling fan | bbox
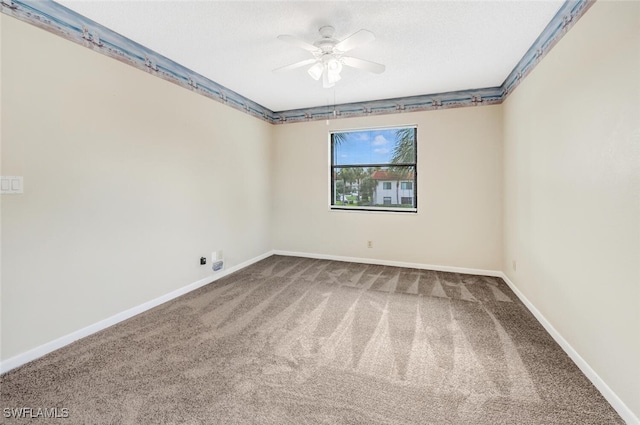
[274,25,385,88]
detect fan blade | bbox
[277,34,319,52]
[273,58,317,73]
[335,29,375,52]
[342,56,386,74]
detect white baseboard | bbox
[273,250,503,278]
[499,272,639,425]
[0,250,275,375]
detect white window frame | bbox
[329,126,417,213]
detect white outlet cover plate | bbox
[1,176,24,194]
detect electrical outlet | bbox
[512,260,517,271]
[367,241,373,248]
[200,257,207,265]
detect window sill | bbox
[330,206,418,214]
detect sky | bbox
[333,128,405,166]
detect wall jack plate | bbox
[1,176,23,194]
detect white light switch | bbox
[1,176,24,194]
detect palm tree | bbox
[338,168,356,203]
[332,133,348,205]
[360,173,376,205]
[351,167,366,202]
[366,166,381,205]
[333,132,348,145]
[391,127,415,165]
[391,128,415,206]
[335,180,345,203]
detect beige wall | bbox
[272,106,503,271]
[0,15,273,360]
[502,1,640,417]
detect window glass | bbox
[401,182,413,190]
[330,127,417,212]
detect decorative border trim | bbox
[277,0,596,123]
[501,0,595,97]
[0,250,275,374]
[273,86,503,124]
[1,0,594,124]
[499,272,639,425]
[0,0,278,124]
[273,250,503,278]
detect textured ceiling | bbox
[55,0,564,112]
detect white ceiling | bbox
[56,0,564,112]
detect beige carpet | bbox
[1,255,623,424]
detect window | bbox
[330,126,417,212]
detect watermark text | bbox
[3,407,69,419]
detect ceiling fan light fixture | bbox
[307,62,323,80]
[327,57,342,73]
[278,25,383,88]
[327,68,341,84]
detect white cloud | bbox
[373,135,388,146]
[341,154,348,158]
[374,148,390,154]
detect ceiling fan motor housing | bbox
[315,26,338,53]
[318,25,335,38]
